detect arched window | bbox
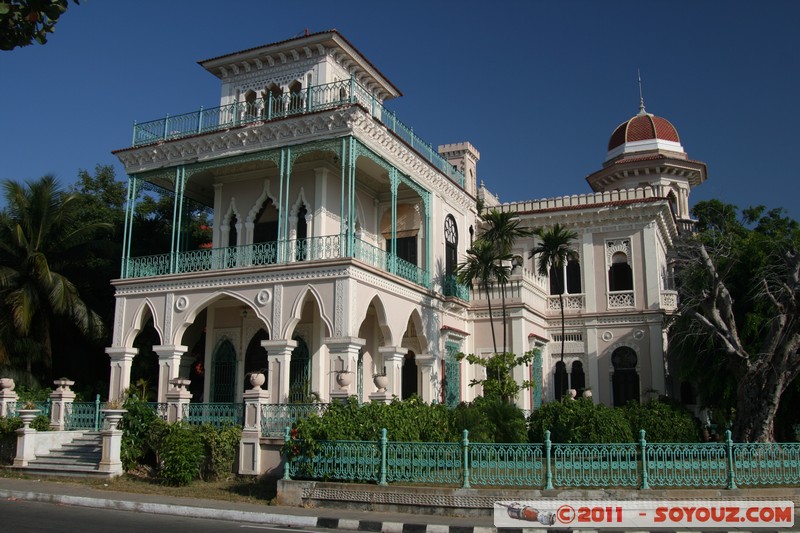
[611,346,639,407]
[566,258,582,294]
[211,339,236,403]
[288,336,310,402]
[571,361,585,394]
[444,214,457,277]
[667,190,679,218]
[554,361,568,400]
[226,214,238,268]
[254,198,279,244]
[402,351,418,399]
[296,204,308,261]
[265,83,282,117]
[288,80,303,113]
[244,329,269,392]
[244,89,257,120]
[609,252,633,291]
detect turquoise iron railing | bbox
[145,402,169,420]
[442,275,470,301]
[261,403,327,438]
[183,402,243,428]
[552,442,639,488]
[131,79,465,189]
[283,429,800,489]
[386,440,462,484]
[124,235,430,290]
[66,395,105,430]
[5,399,51,418]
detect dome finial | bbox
[637,68,647,115]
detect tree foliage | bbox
[0,0,79,50]
[528,397,634,443]
[0,175,110,385]
[671,200,800,442]
[458,350,536,404]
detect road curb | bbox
[0,488,496,532]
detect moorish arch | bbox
[173,290,268,347]
[355,293,393,347]
[123,298,163,348]
[282,285,333,340]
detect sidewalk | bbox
[0,476,498,533]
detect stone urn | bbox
[567,388,577,400]
[582,389,593,399]
[249,372,266,389]
[102,409,127,431]
[17,409,40,429]
[335,371,353,390]
[0,378,15,391]
[373,374,389,392]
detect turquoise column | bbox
[277,148,286,263]
[120,175,137,278]
[347,137,356,256]
[283,146,293,261]
[339,138,346,257]
[169,167,185,273]
[423,190,431,287]
[390,168,398,273]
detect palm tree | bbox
[455,238,511,355]
[529,224,578,399]
[480,209,532,352]
[0,176,110,384]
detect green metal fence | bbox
[261,403,327,438]
[183,402,243,428]
[283,428,800,489]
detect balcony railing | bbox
[608,290,635,309]
[442,275,470,301]
[547,293,585,312]
[130,78,465,189]
[123,235,430,289]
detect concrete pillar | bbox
[378,346,406,399]
[154,345,188,403]
[165,378,192,423]
[13,414,38,466]
[98,428,123,476]
[106,347,137,401]
[262,339,298,404]
[325,337,365,401]
[239,378,271,475]
[49,379,76,431]
[416,354,436,403]
[0,378,18,417]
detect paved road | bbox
[0,498,337,533]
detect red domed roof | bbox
[607,112,680,151]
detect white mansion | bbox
[107,31,705,412]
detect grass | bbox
[0,468,278,505]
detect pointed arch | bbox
[246,179,277,224]
[211,336,237,403]
[173,290,269,344]
[355,294,393,347]
[123,299,163,347]
[221,197,241,247]
[282,285,333,339]
[400,309,427,355]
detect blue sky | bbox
[2,0,799,220]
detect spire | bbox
[637,69,647,115]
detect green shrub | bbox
[30,414,50,431]
[528,398,634,443]
[293,396,456,443]
[623,398,702,442]
[196,424,241,481]
[454,396,528,443]
[154,421,204,486]
[0,417,23,464]
[120,395,160,471]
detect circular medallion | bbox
[601,331,613,342]
[256,289,271,306]
[175,296,188,312]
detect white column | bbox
[106,347,137,401]
[642,222,660,309]
[154,345,188,403]
[416,354,436,403]
[49,378,76,431]
[313,167,328,237]
[239,379,270,475]
[581,231,597,313]
[378,346,406,400]
[585,325,600,405]
[649,322,666,395]
[262,339,298,404]
[325,337,365,401]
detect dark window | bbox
[244,329,269,391]
[254,198,279,244]
[296,204,308,261]
[444,215,458,277]
[566,259,582,294]
[390,236,417,266]
[402,351,418,399]
[288,81,303,113]
[549,265,564,295]
[554,361,568,400]
[571,361,585,394]
[609,252,633,291]
[612,347,639,407]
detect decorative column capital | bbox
[261,339,298,357]
[106,347,138,361]
[153,345,189,358]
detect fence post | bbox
[131,121,138,146]
[163,114,169,140]
[379,428,388,486]
[544,430,553,490]
[639,429,650,489]
[461,429,471,488]
[50,379,76,431]
[349,76,356,103]
[283,426,292,480]
[197,106,204,134]
[94,394,101,431]
[0,378,18,417]
[165,378,191,423]
[725,430,738,489]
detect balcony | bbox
[608,290,635,309]
[442,275,470,301]
[547,294,585,312]
[130,78,465,189]
[122,235,430,289]
[660,290,678,310]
